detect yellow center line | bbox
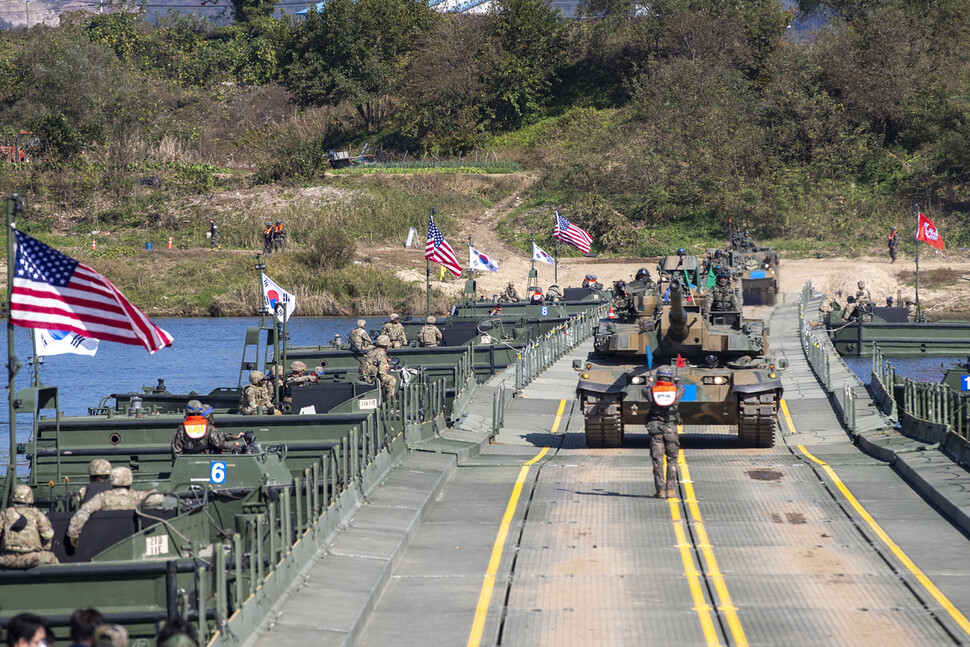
[780,399,796,435]
[667,478,722,646]
[798,444,970,638]
[678,450,748,647]
[465,399,564,647]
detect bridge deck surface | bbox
[250,297,970,647]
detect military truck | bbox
[576,277,783,448]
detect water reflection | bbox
[843,355,964,385]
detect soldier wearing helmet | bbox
[273,219,287,252]
[240,371,276,415]
[172,399,242,459]
[529,287,545,305]
[547,284,563,301]
[418,316,443,348]
[704,267,738,319]
[0,484,58,568]
[582,274,592,289]
[285,360,317,395]
[350,319,374,353]
[855,280,872,305]
[888,225,898,263]
[208,219,219,250]
[67,468,163,548]
[381,313,408,348]
[360,335,397,401]
[643,367,685,499]
[589,275,603,290]
[501,282,520,302]
[263,221,275,254]
[79,459,113,504]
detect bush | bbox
[302,224,356,271]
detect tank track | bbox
[584,395,624,448]
[738,392,778,448]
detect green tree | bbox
[281,0,435,130]
[487,0,566,128]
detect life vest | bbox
[264,226,273,236]
[274,223,284,234]
[183,415,209,439]
[652,382,677,407]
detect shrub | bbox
[302,224,356,271]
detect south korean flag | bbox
[37,329,99,356]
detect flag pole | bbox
[426,207,434,318]
[29,329,40,387]
[5,193,23,507]
[255,253,266,327]
[553,210,560,285]
[914,203,921,321]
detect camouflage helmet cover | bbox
[94,624,129,647]
[88,458,112,477]
[12,484,33,504]
[186,399,203,414]
[290,360,307,372]
[657,366,675,381]
[110,466,133,487]
[275,365,284,377]
[389,313,400,320]
[356,319,366,328]
[313,365,325,376]
[249,371,265,385]
[858,281,866,289]
[376,335,391,347]
[427,316,436,324]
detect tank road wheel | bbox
[584,395,624,448]
[738,392,778,448]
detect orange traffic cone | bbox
[167,235,173,249]
[607,305,616,319]
[91,239,96,250]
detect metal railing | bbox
[873,345,970,439]
[514,306,605,391]
[799,281,861,434]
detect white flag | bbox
[404,227,417,248]
[532,242,555,265]
[468,246,499,272]
[37,329,99,357]
[261,272,296,322]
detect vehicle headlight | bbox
[630,376,643,384]
[582,373,589,379]
[713,376,727,385]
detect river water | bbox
[843,355,964,385]
[1,317,357,473]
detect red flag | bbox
[11,230,173,353]
[916,212,945,251]
[676,353,686,368]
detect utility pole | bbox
[25,0,30,28]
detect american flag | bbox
[553,212,593,253]
[425,215,462,277]
[10,230,174,353]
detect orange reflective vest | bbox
[274,223,284,234]
[651,382,677,407]
[183,415,209,439]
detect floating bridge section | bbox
[237,291,970,646]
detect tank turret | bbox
[666,278,689,342]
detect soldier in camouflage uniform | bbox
[855,280,872,305]
[78,458,112,504]
[501,282,520,302]
[644,367,685,499]
[285,360,318,398]
[703,269,738,318]
[240,371,276,415]
[360,335,396,401]
[547,284,563,301]
[172,400,241,458]
[418,316,443,347]
[67,467,162,548]
[349,319,374,353]
[381,313,408,348]
[0,485,58,568]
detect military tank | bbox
[725,232,780,305]
[576,277,783,448]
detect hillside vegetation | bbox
[0,0,968,314]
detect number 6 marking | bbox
[210,461,227,484]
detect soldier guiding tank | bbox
[644,367,684,499]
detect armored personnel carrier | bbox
[576,276,783,448]
[725,231,780,305]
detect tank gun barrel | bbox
[667,278,688,341]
